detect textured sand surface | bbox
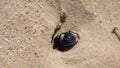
[0,0,120,68]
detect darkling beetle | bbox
[53,30,80,51]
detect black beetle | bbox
[53,31,80,51]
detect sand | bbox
[0,0,120,68]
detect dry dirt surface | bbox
[0,0,120,68]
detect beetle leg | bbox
[51,11,66,43]
[51,24,62,43]
[69,30,80,39]
[60,11,66,23]
[112,27,120,41]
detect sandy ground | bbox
[0,0,120,68]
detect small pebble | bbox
[0,46,2,49]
